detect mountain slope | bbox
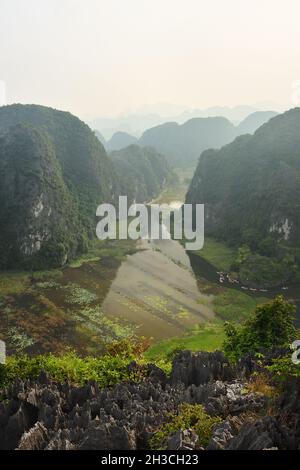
[139,112,276,166]
[106,131,138,151]
[94,129,106,147]
[139,117,236,166]
[110,144,174,203]
[236,111,278,135]
[0,104,119,269]
[186,108,300,287]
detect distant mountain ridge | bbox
[110,144,174,203]
[106,131,138,151]
[89,104,282,139]
[139,111,277,166]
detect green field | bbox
[152,167,194,204]
[212,288,268,322]
[144,323,225,363]
[195,238,237,272]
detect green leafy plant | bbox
[150,403,222,449]
[223,296,297,361]
[267,356,300,383]
[0,342,147,389]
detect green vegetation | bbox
[0,271,31,296]
[0,297,297,397]
[64,285,98,305]
[213,288,267,322]
[0,105,118,270]
[267,356,300,383]
[7,327,34,352]
[0,105,173,271]
[144,323,225,363]
[223,296,297,361]
[152,167,194,204]
[186,109,300,287]
[0,269,63,296]
[0,237,138,355]
[0,337,151,388]
[150,403,222,449]
[238,252,300,288]
[110,144,175,203]
[0,351,140,389]
[68,237,136,268]
[194,238,237,272]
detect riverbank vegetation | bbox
[1,297,298,391]
[144,323,225,364]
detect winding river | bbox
[99,201,300,337]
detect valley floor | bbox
[0,169,299,356]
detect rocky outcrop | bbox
[170,351,236,386]
[0,370,183,450]
[0,352,299,450]
[166,429,199,450]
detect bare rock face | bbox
[0,371,184,450]
[167,429,198,450]
[170,351,236,386]
[18,422,49,450]
[184,380,266,417]
[0,352,299,450]
[207,377,300,450]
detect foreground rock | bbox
[0,352,299,450]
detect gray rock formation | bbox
[0,352,299,450]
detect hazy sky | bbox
[1,0,300,119]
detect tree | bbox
[223,296,297,360]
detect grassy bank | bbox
[144,323,225,363]
[152,167,194,204]
[0,238,138,356]
[212,288,268,322]
[194,238,237,272]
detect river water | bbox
[2,200,299,355]
[99,201,300,336]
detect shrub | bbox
[150,403,222,449]
[267,356,300,383]
[223,296,297,361]
[0,347,144,389]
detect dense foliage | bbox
[0,337,150,389]
[150,403,222,449]
[0,105,174,270]
[186,109,300,287]
[223,296,297,360]
[0,105,120,269]
[110,144,175,202]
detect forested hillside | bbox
[110,144,174,203]
[139,112,276,166]
[0,105,122,269]
[186,108,300,287]
[0,105,175,270]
